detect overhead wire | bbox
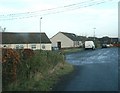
[0,0,113,21]
[0,0,94,17]
[0,0,110,20]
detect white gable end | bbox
[50,32,74,48]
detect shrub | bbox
[2,48,20,89]
[21,49,34,60]
[2,49,65,91]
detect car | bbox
[84,41,95,50]
[109,44,113,47]
[106,44,110,47]
[102,44,107,48]
[52,47,59,51]
[102,44,110,48]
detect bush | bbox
[22,49,34,59]
[2,49,65,91]
[2,48,20,89]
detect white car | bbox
[85,41,95,50]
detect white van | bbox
[85,41,95,50]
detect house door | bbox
[57,42,61,50]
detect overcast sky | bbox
[0,0,118,38]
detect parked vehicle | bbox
[52,47,59,51]
[102,44,111,48]
[102,44,107,48]
[85,41,95,50]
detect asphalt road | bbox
[53,47,118,91]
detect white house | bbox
[1,32,52,50]
[50,32,83,49]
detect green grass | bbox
[62,48,84,54]
[4,50,74,91]
[7,62,73,91]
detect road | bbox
[53,47,118,91]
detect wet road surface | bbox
[54,48,118,91]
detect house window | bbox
[31,45,36,50]
[42,45,45,49]
[77,41,79,45]
[3,45,7,48]
[16,45,24,49]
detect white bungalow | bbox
[50,32,83,49]
[1,32,52,50]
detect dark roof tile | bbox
[2,32,51,44]
[61,32,78,41]
[61,32,85,41]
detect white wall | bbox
[50,32,74,48]
[1,43,52,50]
[73,41,83,47]
[40,43,52,50]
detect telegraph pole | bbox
[93,28,96,41]
[40,17,42,50]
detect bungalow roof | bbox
[61,32,86,41]
[2,32,51,44]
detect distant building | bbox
[50,32,84,49]
[98,36,118,44]
[87,37,98,41]
[1,32,52,50]
[110,38,118,44]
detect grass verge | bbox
[7,62,74,91]
[4,50,74,91]
[62,48,84,54]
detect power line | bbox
[0,0,113,21]
[0,0,95,17]
[0,0,111,20]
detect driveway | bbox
[53,48,118,91]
